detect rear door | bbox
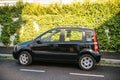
[58,29,85,61]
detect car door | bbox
[58,29,85,61]
[30,29,65,60]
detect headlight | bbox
[14,45,21,51]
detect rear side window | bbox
[64,30,83,42]
[85,32,93,42]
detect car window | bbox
[85,32,93,42]
[64,30,82,42]
[40,30,61,42]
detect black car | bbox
[13,27,101,70]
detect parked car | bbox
[13,27,101,70]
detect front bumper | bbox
[13,51,18,59]
[13,45,20,59]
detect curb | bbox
[0,54,120,67]
[0,54,13,59]
[101,58,120,63]
[99,58,120,67]
[0,54,12,57]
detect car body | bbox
[13,27,101,70]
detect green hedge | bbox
[0,1,24,45]
[0,0,120,52]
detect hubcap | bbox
[81,56,93,69]
[19,53,29,65]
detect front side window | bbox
[38,30,61,42]
[64,30,83,42]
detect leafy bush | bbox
[96,12,120,52]
[0,1,24,45]
[0,0,120,52]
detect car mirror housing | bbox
[36,40,41,44]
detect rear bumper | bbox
[92,51,101,63]
[95,54,101,63]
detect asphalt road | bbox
[0,59,120,80]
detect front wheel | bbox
[18,51,32,66]
[78,54,96,70]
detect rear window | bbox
[85,32,93,42]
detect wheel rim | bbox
[80,56,93,69]
[19,53,29,65]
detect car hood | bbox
[17,40,34,46]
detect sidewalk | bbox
[99,52,120,67]
[101,52,120,60]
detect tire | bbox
[78,54,96,70]
[18,51,32,66]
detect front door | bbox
[31,29,64,60]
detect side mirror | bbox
[36,40,41,44]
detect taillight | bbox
[94,31,98,51]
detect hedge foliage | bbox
[0,0,120,52]
[0,1,24,45]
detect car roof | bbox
[53,27,94,31]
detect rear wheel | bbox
[78,54,96,70]
[18,51,32,66]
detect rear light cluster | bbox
[93,31,98,52]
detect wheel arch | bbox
[16,49,34,59]
[78,49,97,62]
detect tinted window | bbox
[40,30,61,42]
[85,32,93,42]
[64,30,82,42]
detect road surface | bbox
[0,59,120,80]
